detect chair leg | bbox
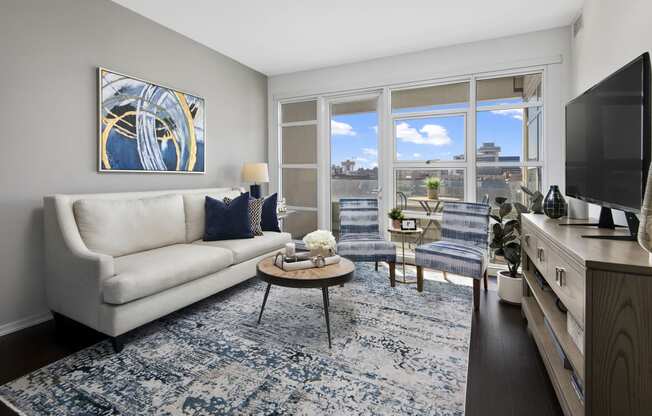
[388,262,396,287]
[443,271,449,282]
[416,266,424,292]
[483,270,488,291]
[374,261,379,271]
[473,279,480,311]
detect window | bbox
[476,73,543,207]
[275,69,546,252]
[394,115,466,162]
[391,81,469,214]
[279,100,318,238]
[395,169,465,211]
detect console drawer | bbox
[522,228,543,271]
[547,248,585,325]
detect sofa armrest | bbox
[44,196,115,330]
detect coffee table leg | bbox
[258,283,272,324]
[322,287,332,348]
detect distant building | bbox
[341,159,355,175]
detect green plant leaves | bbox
[499,202,512,218]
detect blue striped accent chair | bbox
[337,198,396,279]
[415,202,491,310]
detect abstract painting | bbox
[99,68,205,173]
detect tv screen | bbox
[565,53,650,213]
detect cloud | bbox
[354,156,369,163]
[371,125,378,133]
[362,148,378,157]
[413,153,421,158]
[396,122,452,146]
[331,120,356,136]
[490,108,523,120]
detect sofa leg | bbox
[473,279,480,311]
[416,266,424,292]
[111,335,126,353]
[483,270,488,291]
[388,262,396,287]
[374,261,379,271]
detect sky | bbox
[330,107,525,169]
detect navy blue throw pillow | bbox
[204,193,254,241]
[261,193,281,232]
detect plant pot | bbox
[392,219,401,229]
[309,247,331,258]
[427,188,439,200]
[497,270,523,304]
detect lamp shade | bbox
[242,163,269,183]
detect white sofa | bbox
[43,187,291,351]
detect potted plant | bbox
[388,207,404,229]
[490,197,529,304]
[424,177,440,200]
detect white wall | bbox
[571,0,652,222]
[0,0,267,334]
[571,0,652,95]
[268,27,572,218]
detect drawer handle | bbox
[537,247,545,262]
[524,234,531,246]
[555,267,566,287]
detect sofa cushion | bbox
[224,195,264,236]
[104,244,233,305]
[261,193,281,232]
[194,231,291,263]
[204,194,255,241]
[183,190,241,242]
[74,194,186,257]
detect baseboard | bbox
[0,312,52,338]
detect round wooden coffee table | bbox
[256,256,355,348]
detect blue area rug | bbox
[0,263,473,415]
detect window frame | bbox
[278,99,320,238]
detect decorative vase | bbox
[497,270,523,304]
[543,185,567,219]
[392,219,401,229]
[427,188,439,200]
[637,165,652,258]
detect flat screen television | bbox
[565,53,651,239]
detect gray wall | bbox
[0,0,268,330]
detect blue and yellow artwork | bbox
[99,68,205,173]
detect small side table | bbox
[387,227,423,288]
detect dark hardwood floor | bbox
[0,277,562,416]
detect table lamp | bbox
[242,163,269,199]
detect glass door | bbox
[328,95,380,238]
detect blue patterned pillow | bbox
[261,193,281,232]
[204,193,253,241]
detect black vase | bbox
[543,185,567,219]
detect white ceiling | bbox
[112,0,582,76]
